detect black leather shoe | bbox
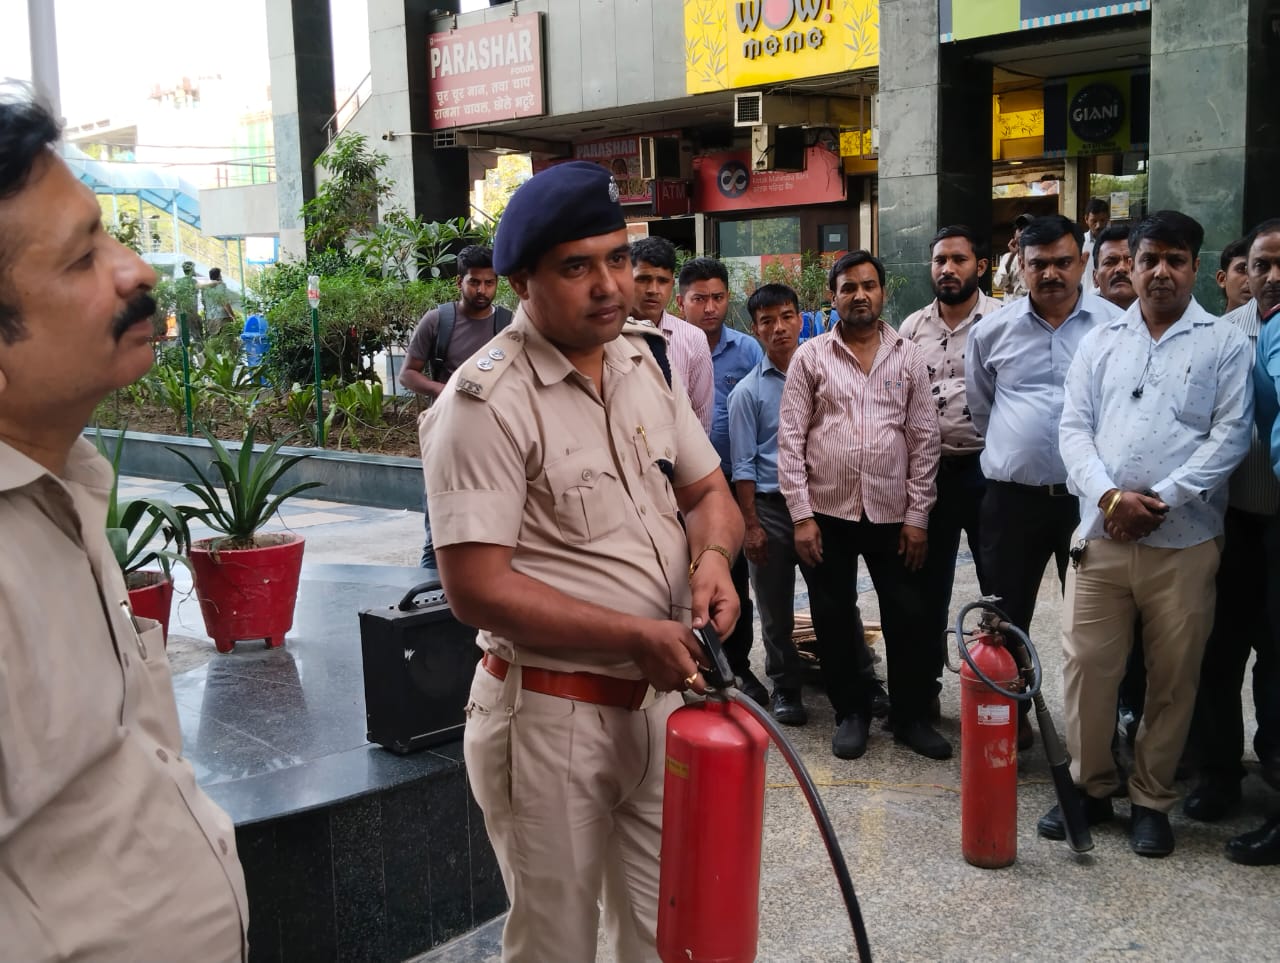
[1018,713,1035,752]
[1130,804,1175,857]
[832,714,870,760]
[770,687,808,726]
[869,678,890,719]
[1037,791,1114,840]
[929,693,942,722]
[1225,816,1280,866]
[894,720,952,760]
[736,669,769,707]
[1183,779,1242,822]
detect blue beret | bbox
[493,161,627,275]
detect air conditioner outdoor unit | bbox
[735,91,812,128]
[735,92,764,127]
[750,125,774,170]
[638,136,688,180]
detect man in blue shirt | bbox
[1237,217,1280,866]
[679,257,766,703]
[966,214,1122,749]
[1046,211,1253,858]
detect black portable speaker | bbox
[358,580,482,753]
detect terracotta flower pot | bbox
[189,533,306,653]
[127,570,175,647]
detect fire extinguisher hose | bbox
[725,690,873,963]
[953,600,1042,701]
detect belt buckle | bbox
[1048,483,1069,497]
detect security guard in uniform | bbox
[419,161,744,962]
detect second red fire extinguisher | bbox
[958,618,1021,868]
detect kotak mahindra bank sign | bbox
[428,14,545,130]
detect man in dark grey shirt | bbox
[401,245,511,573]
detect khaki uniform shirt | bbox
[0,438,248,962]
[419,309,722,679]
[899,292,1003,456]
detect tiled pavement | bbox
[125,475,1280,962]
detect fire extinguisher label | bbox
[977,704,1011,725]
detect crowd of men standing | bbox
[407,195,1280,878]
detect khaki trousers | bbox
[1062,537,1220,811]
[464,663,678,963]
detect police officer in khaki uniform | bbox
[419,161,743,962]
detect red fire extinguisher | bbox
[658,695,768,963]
[958,614,1021,868]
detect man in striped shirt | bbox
[630,237,715,431]
[778,250,945,761]
[899,225,1002,711]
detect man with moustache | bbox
[402,244,512,574]
[967,215,1122,748]
[679,256,768,704]
[1217,238,1253,314]
[1048,211,1252,856]
[419,161,742,958]
[629,236,714,430]
[0,88,247,960]
[900,226,1002,714]
[1187,219,1280,829]
[1092,225,1137,310]
[778,251,945,760]
[1224,218,1280,865]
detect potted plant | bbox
[169,425,323,653]
[96,430,192,646]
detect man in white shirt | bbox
[1043,210,1253,857]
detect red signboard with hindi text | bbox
[428,13,546,130]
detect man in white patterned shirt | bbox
[630,236,714,431]
[778,250,944,761]
[1046,211,1253,857]
[900,225,1002,714]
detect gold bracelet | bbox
[689,544,733,577]
[1104,490,1124,519]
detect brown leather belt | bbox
[481,652,649,710]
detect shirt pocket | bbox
[544,447,626,544]
[1176,376,1215,433]
[633,423,681,517]
[134,616,182,745]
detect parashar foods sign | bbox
[735,0,827,60]
[428,13,546,130]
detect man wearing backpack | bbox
[402,245,513,573]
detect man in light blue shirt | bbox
[1045,211,1253,859]
[966,214,1122,748]
[1237,217,1280,866]
[679,257,766,703]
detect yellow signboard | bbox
[685,0,879,94]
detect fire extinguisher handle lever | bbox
[692,624,734,690]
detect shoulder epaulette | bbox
[620,317,673,389]
[452,327,528,402]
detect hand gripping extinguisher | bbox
[954,599,1095,864]
[657,625,872,963]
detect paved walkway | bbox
[126,476,1280,961]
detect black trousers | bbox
[921,454,989,671]
[1190,507,1280,781]
[800,514,934,725]
[979,481,1079,718]
[978,480,1079,639]
[723,549,756,677]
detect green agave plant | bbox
[94,429,192,580]
[168,425,324,549]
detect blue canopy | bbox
[62,143,202,228]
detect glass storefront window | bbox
[1088,170,1148,225]
[717,216,801,257]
